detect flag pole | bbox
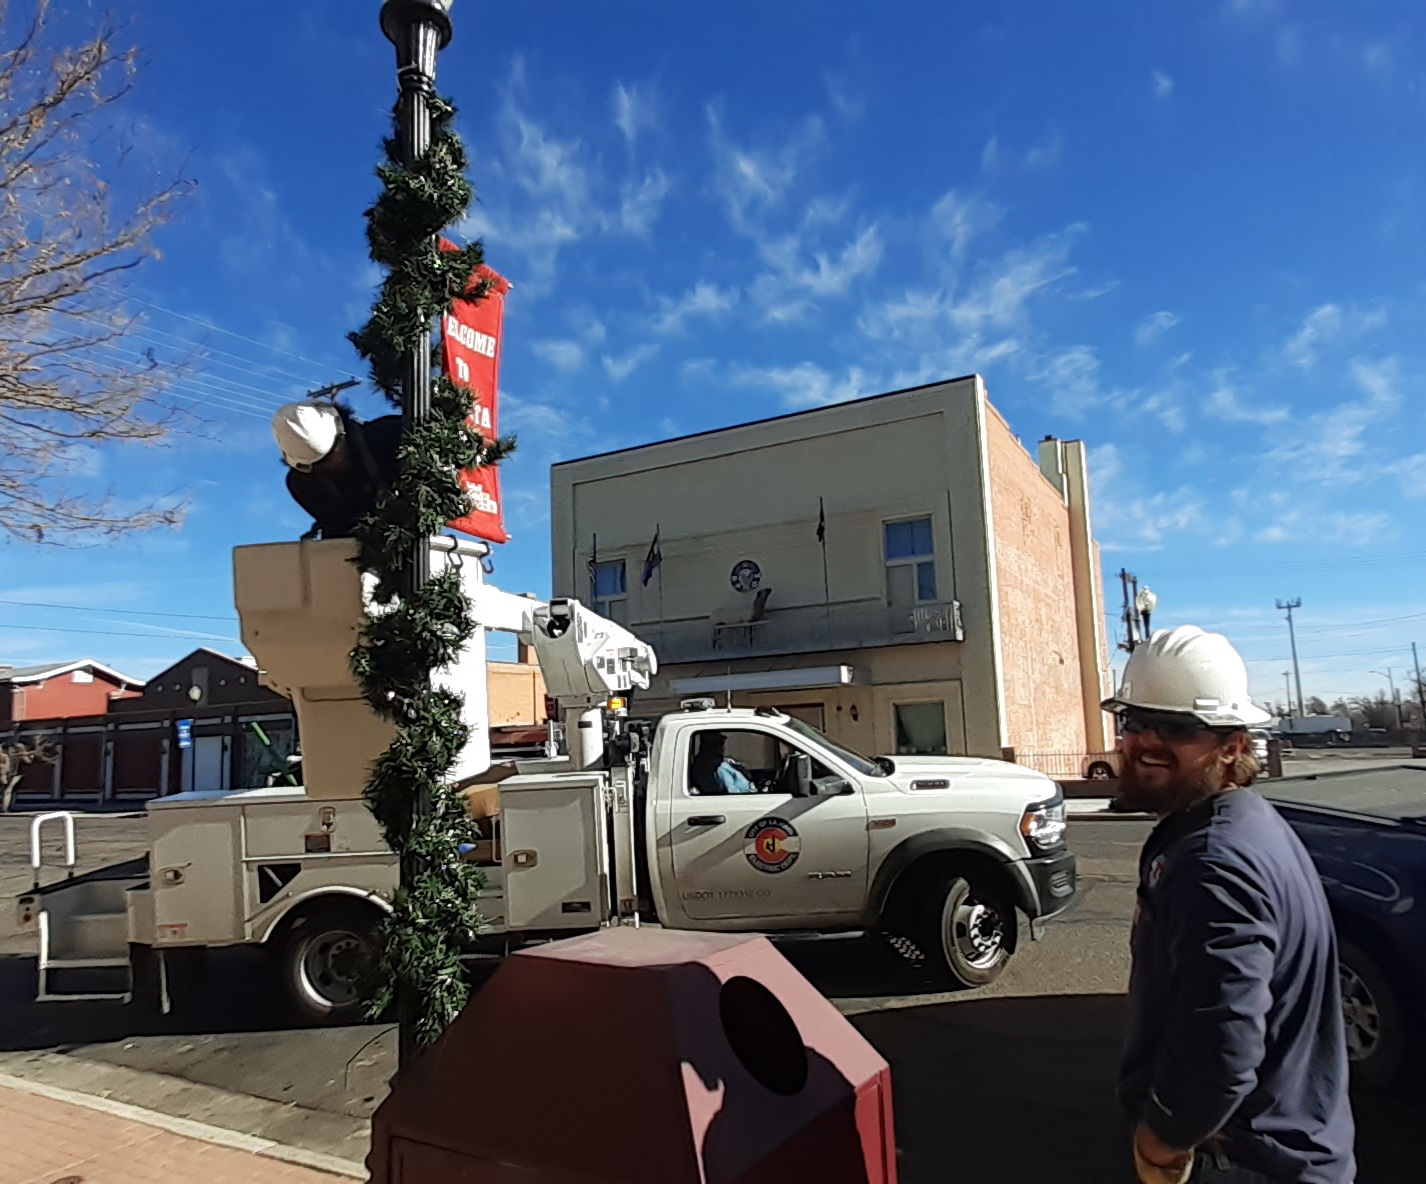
[818,497,831,646]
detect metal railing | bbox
[644,598,966,664]
[1012,751,1119,781]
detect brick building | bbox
[550,375,1112,761]
[5,646,550,805]
[0,660,142,725]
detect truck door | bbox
[667,724,869,924]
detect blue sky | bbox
[3,0,1425,710]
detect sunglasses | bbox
[1118,710,1215,744]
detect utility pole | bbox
[1276,598,1305,718]
[1118,570,1157,653]
[1414,642,1426,740]
[1119,569,1136,653]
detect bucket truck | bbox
[18,537,1076,1021]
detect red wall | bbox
[7,671,138,722]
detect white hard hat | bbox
[272,402,343,470]
[1102,625,1272,728]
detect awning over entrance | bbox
[669,665,854,695]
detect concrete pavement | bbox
[2,812,1419,1183]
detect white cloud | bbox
[1265,358,1400,477]
[752,222,885,324]
[531,339,586,371]
[1152,70,1175,98]
[1135,310,1181,347]
[981,132,1063,173]
[618,169,670,236]
[930,189,1000,257]
[707,108,825,236]
[1204,376,1289,424]
[651,281,740,334]
[611,81,657,147]
[1090,444,1210,552]
[601,344,660,382]
[732,361,874,409]
[1253,509,1389,546]
[824,72,864,120]
[1392,453,1426,499]
[1281,303,1385,369]
[1028,345,1103,417]
[456,63,670,293]
[1276,25,1304,65]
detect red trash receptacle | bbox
[368,927,897,1183]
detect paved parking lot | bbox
[1,811,1417,1182]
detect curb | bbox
[0,1069,367,1179]
[1067,810,1155,822]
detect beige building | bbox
[550,376,1112,761]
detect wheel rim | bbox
[1340,963,1381,1062]
[1089,765,1111,781]
[947,891,1005,969]
[300,927,367,1009]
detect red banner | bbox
[440,242,511,543]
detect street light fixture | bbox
[1134,587,1157,637]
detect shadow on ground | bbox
[2,948,1416,1184]
[852,991,1417,1184]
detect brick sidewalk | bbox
[0,1081,356,1184]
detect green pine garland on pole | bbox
[347,89,515,1048]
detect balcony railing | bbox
[634,598,965,665]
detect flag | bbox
[816,497,826,545]
[642,526,662,586]
[587,534,598,599]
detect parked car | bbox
[1268,769,1426,1091]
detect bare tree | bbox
[0,733,54,812]
[0,0,192,542]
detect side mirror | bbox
[791,753,814,797]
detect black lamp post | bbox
[379,0,454,1070]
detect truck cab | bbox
[642,705,1075,986]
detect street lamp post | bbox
[379,0,454,1071]
[1370,668,1402,730]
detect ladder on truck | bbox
[25,812,135,1003]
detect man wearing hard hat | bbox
[1107,627,1353,1184]
[271,401,401,539]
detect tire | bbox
[1085,760,1115,781]
[1339,941,1409,1091]
[279,902,382,1025]
[915,874,1013,988]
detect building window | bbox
[894,701,948,755]
[884,517,937,608]
[590,558,627,622]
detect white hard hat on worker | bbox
[272,402,344,471]
[1102,625,1271,729]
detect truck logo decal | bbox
[744,818,800,874]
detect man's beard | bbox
[1114,759,1226,816]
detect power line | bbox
[0,599,236,622]
[0,622,239,642]
[54,307,341,391]
[121,293,351,378]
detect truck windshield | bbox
[782,717,885,777]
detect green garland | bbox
[348,93,516,1045]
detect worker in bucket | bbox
[1107,627,1354,1184]
[271,401,401,540]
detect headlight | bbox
[1020,800,1067,852]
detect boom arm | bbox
[469,586,658,708]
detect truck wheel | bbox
[1339,941,1408,1091]
[916,875,1012,988]
[1085,761,1115,781]
[279,903,381,1025]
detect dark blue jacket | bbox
[1118,790,1355,1183]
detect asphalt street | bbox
[0,811,1416,1182]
